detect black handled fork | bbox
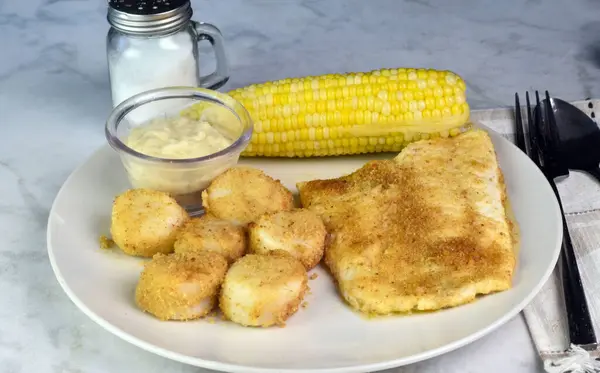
[515,91,597,347]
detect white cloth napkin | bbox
[471,100,600,372]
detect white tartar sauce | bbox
[126,116,233,159]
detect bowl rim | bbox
[105,86,253,164]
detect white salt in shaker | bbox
[106,0,229,122]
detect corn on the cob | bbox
[189,68,470,157]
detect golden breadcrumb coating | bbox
[174,214,246,264]
[297,129,516,315]
[110,188,189,257]
[135,251,228,320]
[248,209,326,270]
[201,167,294,226]
[219,253,308,327]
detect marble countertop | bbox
[2,0,600,372]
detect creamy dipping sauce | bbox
[120,112,244,211]
[126,116,233,159]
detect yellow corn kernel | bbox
[222,67,470,157]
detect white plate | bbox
[47,128,562,373]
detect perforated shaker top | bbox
[108,0,189,15]
[107,0,192,35]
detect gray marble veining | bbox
[1,0,599,372]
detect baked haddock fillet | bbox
[297,129,516,315]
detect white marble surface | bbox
[2,0,600,372]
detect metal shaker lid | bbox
[107,0,193,36]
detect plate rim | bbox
[47,127,563,373]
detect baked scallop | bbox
[174,214,247,264]
[110,188,189,257]
[248,209,327,270]
[135,251,228,320]
[219,253,308,327]
[201,167,294,226]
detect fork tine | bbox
[544,91,562,150]
[527,91,542,168]
[525,92,534,156]
[536,91,545,162]
[514,93,527,153]
[540,90,569,178]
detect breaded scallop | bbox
[248,209,327,270]
[174,214,247,264]
[219,253,308,327]
[201,167,294,226]
[135,251,228,321]
[111,188,189,257]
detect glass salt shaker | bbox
[106,0,229,110]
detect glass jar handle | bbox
[192,21,229,90]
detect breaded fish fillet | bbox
[297,129,516,315]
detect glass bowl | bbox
[105,86,253,215]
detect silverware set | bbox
[514,92,597,347]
